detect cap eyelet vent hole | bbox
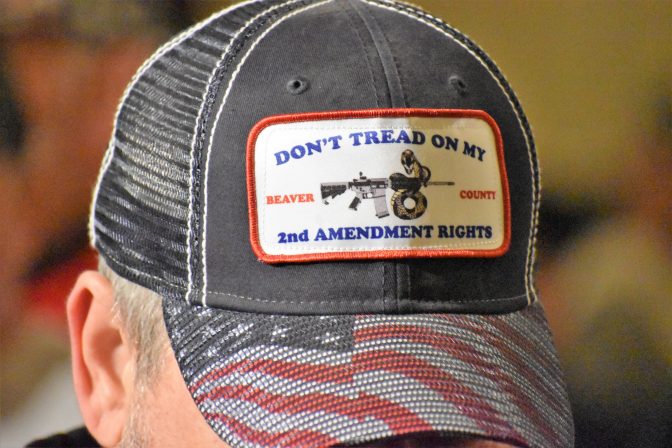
[449,75,468,96]
[287,77,309,95]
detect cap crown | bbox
[92,0,540,315]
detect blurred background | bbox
[0,0,669,446]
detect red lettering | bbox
[266,193,316,205]
[459,190,496,200]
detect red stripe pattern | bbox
[167,301,573,448]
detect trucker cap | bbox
[90,0,573,446]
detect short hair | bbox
[99,259,166,387]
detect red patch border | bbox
[247,108,511,264]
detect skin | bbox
[67,271,517,448]
[67,271,228,447]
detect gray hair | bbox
[99,259,167,386]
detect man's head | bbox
[69,1,574,447]
[67,261,521,447]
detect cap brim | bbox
[163,299,572,448]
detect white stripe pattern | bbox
[200,398,393,442]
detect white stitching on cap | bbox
[363,0,539,306]
[91,0,259,249]
[199,0,334,308]
[102,235,528,306]
[88,0,260,295]
[205,288,528,305]
[262,239,505,252]
[187,0,301,305]
[186,0,278,305]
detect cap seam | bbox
[205,288,528,305]
[349,0,406,108]
[190,0,324,306]
[197,0,333,308]
[340,1,381,108]
[188,1,297,305]
[192,0,297,305]
[364,0,540,306]
[359,0,407,107]
[260,239,505,251]
[382,263,389,312]
[395,263,402,312]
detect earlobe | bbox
[67,270,134,447]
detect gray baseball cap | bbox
[91,0,574,446]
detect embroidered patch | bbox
[247,109,510,263]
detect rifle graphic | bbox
[387,172,455,191]
[321,172,454,219]
[321,173,389,217]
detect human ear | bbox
[66,270,135,447]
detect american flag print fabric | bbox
[164,299,573,448]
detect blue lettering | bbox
[370,226,383,239]
[423,226,433,237]
[364,131,380,145]
[380,130,394,143]
[328,227,344,240]
[274,150,290,165]
[384,226,399,238]
[463,141,477,158]
[277,229,309,243]
[349,132,363,146]
[432,134,459,151]
[276,135,343,167]
[305,140,322,155]
[412,131,425,145]
[395,130,411,144]
[446,136,459,151]
[290,145,306,159]
[463,141,485,160]
[356,227,369,239]
[326,135,342,149]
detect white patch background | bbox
[251,114,507,259]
